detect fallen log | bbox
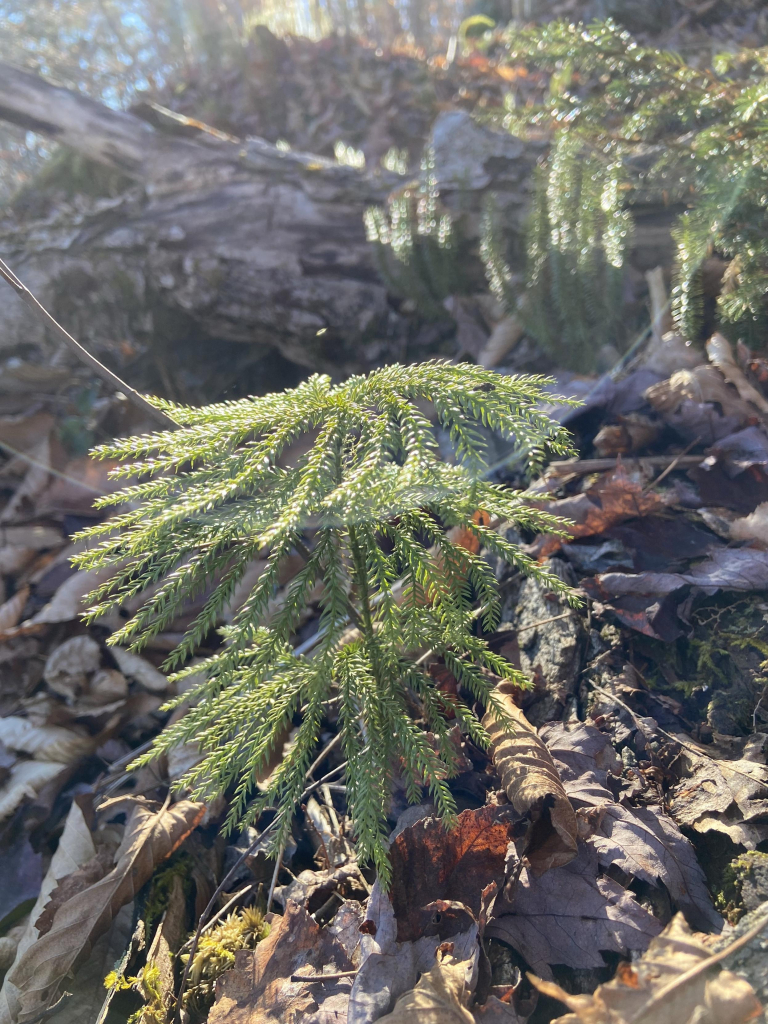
[0,62,537,377]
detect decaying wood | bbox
[0,62,537,375]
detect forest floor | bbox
[0,15,768,1024]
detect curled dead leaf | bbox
[593,414,662,458]
[645,364,753,425]
[377,960,474,1023]
[0,717,92,765]
[707,333,768,419]
[730,501,768,547]
[6,797,204,1023]
[528,912,765,1024]
[482,685,577,874]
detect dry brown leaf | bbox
[669,750,768,849]
[29,568,112,625]
[707,332,768,418]
[44,636,102,702]
[472,995,529,1022]
[488,842,661,978]
[0,801,96,1024]
[644,364,751,422]
[33,846,117,936]
[528,912,764,1024]
[0,717,92,764]
[208,899,355,1024]
[377,960,474,1023]
[6,797,204,1023]
[0,546,35,575]
[389,805,512,943]
[0,588,28,632]
[483,684,577,874]
[593,414,663,458]
[0,437,52,525]
[0,414,55,459]
[110,647,168,693]
[534,469,665,559]
[543,724,722,932]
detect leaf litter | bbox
[2,39,768,1024]
[0,334,767,1024]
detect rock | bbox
[712,899,768,1009]
[509,558,587,726]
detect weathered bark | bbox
[0,63,536,375]
[0,63,207,181]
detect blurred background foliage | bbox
[0,0,471,198]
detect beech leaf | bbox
[6,797,203,1023]
[483,686,577,874]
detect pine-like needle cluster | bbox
[497,19,768,353]
[74,361,576,883]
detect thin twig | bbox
[629,909,768,1024]
[0,257,178,430]
[643,436,701,493]
[290,970,358,983]
[517,611,573,633]
[306,733,342,780]
[547,455,702,477]
[266,842,285,912]
[192,883,255,945]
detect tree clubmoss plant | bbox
[74,361,576,884]
[493,19,768,355]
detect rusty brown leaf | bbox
[483,684,577,874]
[389,806,512,943]
[534,468,665,559]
